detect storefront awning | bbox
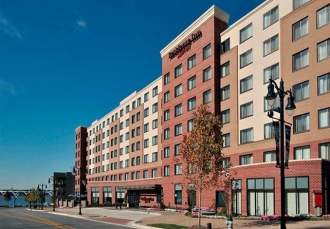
[125,184,161,191]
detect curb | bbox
[129,222,159,229]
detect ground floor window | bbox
[174,184,182,205]
[91,187,99,206]
[285,176,309,216]
[103,187,112,206]
[232,180,242,215]
[247,178,274,216]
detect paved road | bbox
[0,208,131,229]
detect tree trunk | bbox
[198,187,202,228]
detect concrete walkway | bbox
[43,207,330,229]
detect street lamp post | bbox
[265,79,296,229]
[48,174,56,212]
[74,166,86,215]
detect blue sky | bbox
[0,0,264,189]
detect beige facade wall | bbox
[221,0,293,143]
[85,77,162,181]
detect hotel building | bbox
[75,0,330,216]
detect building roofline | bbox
[88,75,162,128]
[220,0,274,36]
[160,5,229,58]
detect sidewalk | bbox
[43,207,160,228]
[42,207,330,229]
[139,211,330,229]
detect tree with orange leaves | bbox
[181,105,228,227]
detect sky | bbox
[0,0,264,189]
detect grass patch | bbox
[148,223,188,229]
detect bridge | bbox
[0,189,53,207]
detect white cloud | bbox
[0,79,16,96]
[0,12,22,40]
[76,19,87,28]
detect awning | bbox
[125,184,161,191]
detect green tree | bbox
[181,105,226,227]
[26,189,41,209]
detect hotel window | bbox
[152,86,158,97]
[240,101,253,119]
[264,95,280,112]
[264,63,279,84]
[294,146,310,160]
[293,17,308,41]
[318,73,330,95]
[164,91,170,103]
[232,180,242,215]
[240,128,253,144]
[143,154,149,164]
[187,119,194,132]
[136,156,141,165]
[164,165,170,177]
[164,147,170,158]
[188,75,196,90]
[220,61,230,78]
[174,64,183,78]
[317,4,330,28]
[203,90,212,104]
[263,34,279,56]
[132,101,136,109]
[143,170,148,179]
[144,92,149,102]
[240,154,253,165]
[220,85,230,101]
[174,124,182,136]
[222,133,230,148]
[319,107,330,128]
[320,142,330,160]
[188,97,196,111]
[174,184,182,204]
[317,38,330,62]
[293,0,309,9]
[247,178,274,216]
[125,105,130,113]
[164,73,170,85]
[152,136,158,145]
[187,54,196,70]
[285,176,309,216]
[263,6,278,29]
[293,49,309,71]
[152,119,158,129]
[264,123,275,139]
[144,139,149,148]
[174,84,183,97]
[203,66,212,82]
[293,81,309,102]
[264,151,276,162]
[174,164,182,175]
[203,43,211,59]
[293,113,310,133]
[175,104,183,117]
[174,144,181,156]
[240,75,253,93]
[240,49,253,68]
[221,109,230,124]
[164,110,170,121]
[240,23,253,43]
[144,108,149,117]
[152,102,158,113]
[221,38,230,54]
[144,123,149,133]
[151,168,157,178]
[164,128,170,140]
[152,152,158,162]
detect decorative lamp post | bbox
[265,79,296,229]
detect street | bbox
[0,208,131,229]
